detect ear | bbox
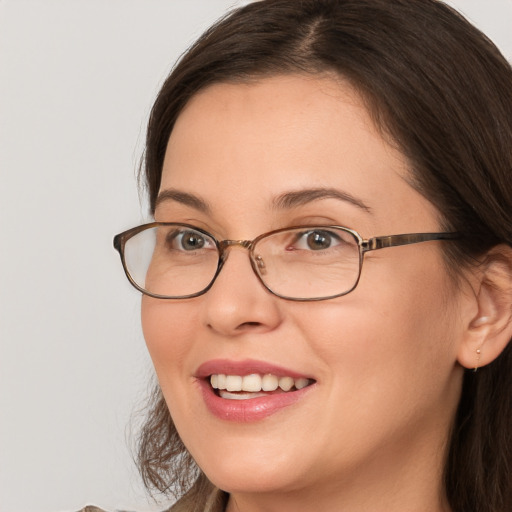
[457,245,512,370]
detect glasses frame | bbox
[113,222,460,301]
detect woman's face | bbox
[142,75,465,500]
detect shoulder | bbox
[73,493,228,512]
[76,507,108,512]
[169,487,228,512]
[75,507,135,512]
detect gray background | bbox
[1,1,511,511]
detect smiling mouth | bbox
[209,373,315,400]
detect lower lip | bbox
[198,379,314,422]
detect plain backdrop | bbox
[1,1,511,511]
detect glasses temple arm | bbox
[362,232,460,252]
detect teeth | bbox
[226,375,243,392]
[262,374,279,391]
[295,377,309,390]
[242,374,262,392]
[279,376,294,391]
[219,391,268,400]
[210,373,311,393]
[217,374,227,390]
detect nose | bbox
[200,245,283,337]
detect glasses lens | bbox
[123,224,219,297]
[253,227,361,299]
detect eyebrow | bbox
[155,186,372,215]
[155,188,211,213]
[273,187,372,213]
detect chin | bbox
[183,432,308,494]
[204,463,303,495]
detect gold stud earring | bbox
[473,348,482,372]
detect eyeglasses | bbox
[113,223,459,301]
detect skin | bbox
[141,75,472,512]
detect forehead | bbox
[167,74,381,165]
[159,75,439,234]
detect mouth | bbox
[209,373,314,400]
[196,359,317,421]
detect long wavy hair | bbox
[136,1,512,510]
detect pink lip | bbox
[195,359,316,422]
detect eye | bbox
[293,229,342,251]
[166,228,215,251]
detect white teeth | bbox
[262,374,279,391]
[219,391,268,400]
[210,373,312,393]
[217,374,227,390]
[278,376,294,391]
[242,374,262,392]
[295,377,309,390]
[225,375,243,392]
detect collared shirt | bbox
[77,488,228,512]
[170,487,228,512]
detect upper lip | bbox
[195,359,314,380]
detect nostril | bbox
[207,321,263,332]
[230,321,266,333]
[241,322,262,327]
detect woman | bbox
[113,0,512,511]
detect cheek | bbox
[141,297,197,381]
[295,252,460,413]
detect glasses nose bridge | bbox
[220,239,254,252]
[217,238,260,270]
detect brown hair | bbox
[137,1,512,510]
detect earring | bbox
[473,348,482,372]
